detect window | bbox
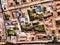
[56,20,60,25]
[58,30,60,33]
[0,36,2,42]
[10,3,13,6]
[58,12,60,16]
[31,0,34,1]
[52,30,55,34]
[16,2,19,4]
[22,0,26,2]
[57,4,60,6]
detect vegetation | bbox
[28,9,36,16]
[7,28,16,36]
[21,23,31,31]
[28,9,36,21]
[30,9,36,15]
[29,14,43,21]
[31,27,35,31]
[36,14,43,20]
[30,16,35,21]
[13,0,19,4]
[4,14,10,20]
[22,22,45,32]
[34,25,45,32]
[13,27,17,30]
[13,0,17,3]
[22,24,26,30]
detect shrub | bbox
[34,25,45,32]
[13,0,17,3]
[4,14,10,20]
[30,16,35,21]
[7,29,16,36]
[36,14,43,20]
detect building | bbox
[0,0,60,44]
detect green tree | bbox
[4,14,10,20]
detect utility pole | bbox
[0,0,7,42]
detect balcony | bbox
[57,36,60,42]
[36,34,52,42]
[7,36,17,43]
[17,32,52,43]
